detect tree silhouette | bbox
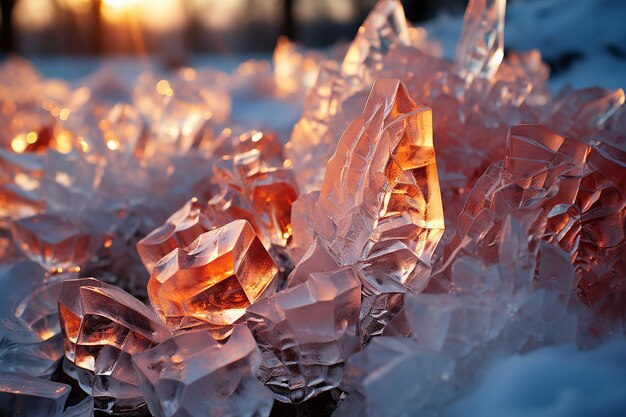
[282,0,294,40]
[1,0,17,52]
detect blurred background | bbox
[0,0,625,89]
[0,0,467,56]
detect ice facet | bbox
[248,167,299,247]
[0,372,70,417]
[58,277,169,412]
[132,325,273,417]
[148,219,278,332]
[286,237,340,287]
[136,198,212,274]
[289,190,320,262]
[0,261,65,378]
[247,267,361,403]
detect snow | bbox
[445,336,626,417]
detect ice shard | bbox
[342,0,411,78]
[455,0,506,81]
[11,214,89,274]
[287,1,412,192]
[0,372,71,417]
[132,325,273,417]
[247,267,361,403]
[58,278,169,412]
[315,79,444,291]
[136,198,212,274]
[148,220,278,332]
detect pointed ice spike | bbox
[342,0,411,77]
[455,0,506,82]
[314,79,444,280]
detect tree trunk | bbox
[1,0,15,53]
[282,0,295,40]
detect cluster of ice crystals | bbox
[431,125,625,312]
[288,78,445,343]
[133,325,273,417]
[0,0,624,415]
[247,267,361,402]
[58,278,169,413]
[287,0,624,231]
[336,217,578,417]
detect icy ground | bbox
[18,0,626,415]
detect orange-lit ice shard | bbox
[57,278,169,412]
[136,198,212,274]
[314,79,445,292]
[206,137,299,248]
[11,214,89,274]
[148,219,278,332]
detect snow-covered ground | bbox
[446,336,626,417]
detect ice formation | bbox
[0,0,623,415]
